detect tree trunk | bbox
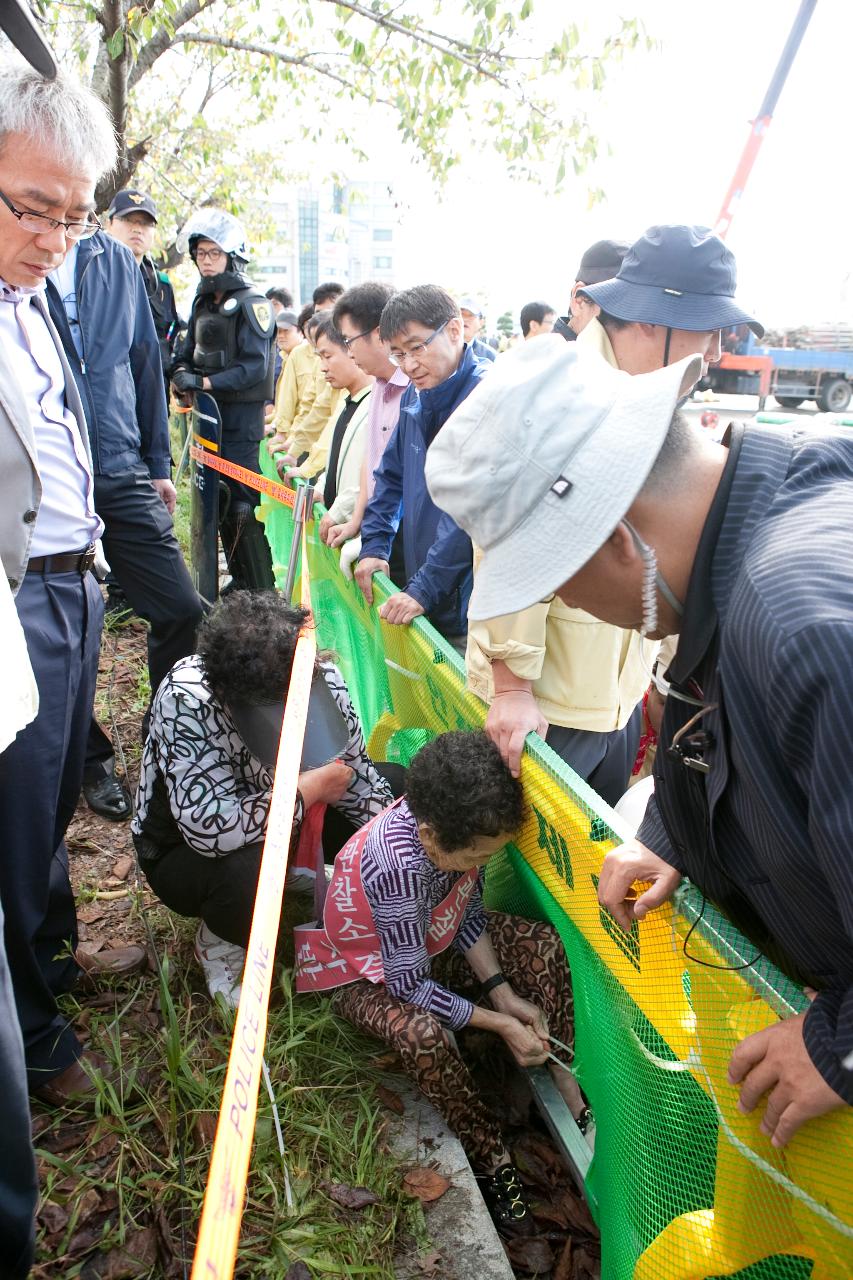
[102,0,129,156]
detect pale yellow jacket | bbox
[465,316,657,733]
[289,385,345,481]
[271,340,317,440]
[289,365,340,458]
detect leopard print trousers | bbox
[331,911,574,1171]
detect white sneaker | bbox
[194,922,245,1009]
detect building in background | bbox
[252,180,400,305]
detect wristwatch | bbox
[481,972,508,998]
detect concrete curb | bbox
[387,1078,514,1280]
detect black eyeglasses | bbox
[388,318,450,367]
[0,189,100,242]
[342,327,375,350]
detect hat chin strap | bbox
[622,518,684,636]
[662,326,672,367]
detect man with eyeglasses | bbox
[46,181,203,822]
[0,65,150,1115]
[322,281,409,581]
[354,285,493,650]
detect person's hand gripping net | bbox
[596,838,683,931]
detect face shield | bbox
[176,208,249,265]
[227,671,349,771]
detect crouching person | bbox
[131,591,394,1006]
[295,730,589,1235]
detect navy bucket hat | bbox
[582,224,764,337]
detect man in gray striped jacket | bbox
[426,337,853,1149]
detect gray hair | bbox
[0,64,116,177]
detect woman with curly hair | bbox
[131,591,397,1006]
[295,730,589,1236]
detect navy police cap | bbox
[107,189,158,223]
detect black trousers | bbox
[86,466,204,775]
[0,571,102,1082]
[545,701,644,808]
[0,892,37,1279]
[218,430,274,592]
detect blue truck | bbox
[704,325,853,411]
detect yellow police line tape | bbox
[190,525,313,1280]
[189,442,297,509]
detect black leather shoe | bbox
[83,767,132,821]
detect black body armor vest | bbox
[190,273,275,403]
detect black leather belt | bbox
[26,545,96,575]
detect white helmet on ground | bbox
[177,208,249,265]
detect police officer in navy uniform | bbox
[106,189,183,402]
[171,210,276,591]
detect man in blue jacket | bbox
[48,230,203,817]
[355,286,492,649]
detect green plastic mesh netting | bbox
[256,460,852,1280]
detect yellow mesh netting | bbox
[257,467,853,1280]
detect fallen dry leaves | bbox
[401,1166,451,1204]
[321,1181,382,1211]
[375,1083,405,1115]
[505,1236,554,1276]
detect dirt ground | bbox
[48,611,601,1280]
[68,616,156,958]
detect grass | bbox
[34,898,427,1278]
[170,416,193,561]
[35,437,425,1278]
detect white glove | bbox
[338,535,362,581]
[93,538,111,582]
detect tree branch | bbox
[127,0,217,90]
[174,32,393,104]
[319,0,509,87]
[95,135,151,211]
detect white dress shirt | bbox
[0,277,102,556]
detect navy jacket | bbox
[471,336,496,363]
[359,343,492,637]
[639,424,853,1102]
[46,233,171,479]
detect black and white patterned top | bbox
[132,656,393,857]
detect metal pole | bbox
[282,483,314,604]
[715,0,818,238]
[173,422,193,486]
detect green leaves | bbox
[46,0,641,236]
[106,30,125,59]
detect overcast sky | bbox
[348,0,851,330]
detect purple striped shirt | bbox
[361,800,486,1028]
[364,366,409,499]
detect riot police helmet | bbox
[177,208,249,269]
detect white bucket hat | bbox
[424,336,703,620]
